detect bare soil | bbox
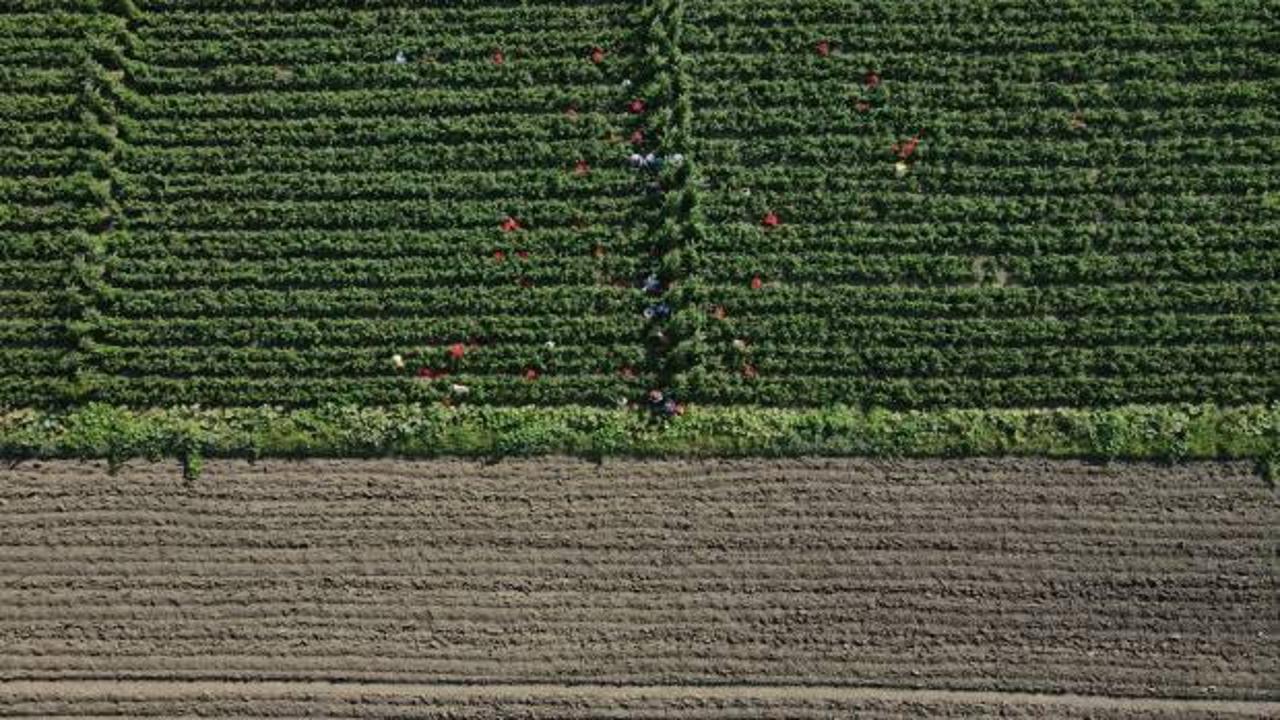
[0,458,1275,716]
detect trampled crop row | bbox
[0,0,1276,411]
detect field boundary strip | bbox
[0,403,1275,479]
[1,680,1277,716]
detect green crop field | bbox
[1,0,1277,463]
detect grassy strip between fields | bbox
[0,403,1276,480]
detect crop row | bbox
[118,169,644,202]
[119,140,628,175]
[136,7,626,41]
[116,114,626,147]
[676,372,1279,408]
[693,250,1278,285]
[111,228,648,259]
[84,375,641,407]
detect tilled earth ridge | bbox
[1,681,1276,719]
[0,458,1275,705]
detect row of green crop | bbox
[663,47,1280,84]
[102,285,651,316]
[683,18,1274,54]
[703,344,1275,380]
[137,0,628,11]
[692,250,1279,285]
[117,113,624,146]
[78,316,1278,360]
[129,34,629,67]
[118,169,645,202]
[98,221,1279,260]
[123,197,638,231]
[111,228,650,259]
[693,81,1277,115]
[701,313,1279,348]
[698,222,1280,254]
[704,164,1280,196]
[122,58,632,93]
[697,135,1279,166]
[91,344,648,377]
[118,85,637,120]
[136,5,629,40]
[77,376,642,408]
[695,194,1270,226]
[106,255,625,288]
[693,112,1278,145]
[698,283,1279,316]
[96,282,1280,319]
[679,373,1279,409]
[119,140,628,174]
[689,0,1273,23]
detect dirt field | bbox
[0,458,1275,717]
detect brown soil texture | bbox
[0,458,1275,716]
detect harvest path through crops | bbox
[1,458,1275,716]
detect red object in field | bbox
[627,98,646,114]
[515,249,530,259]
[742,363,758,379]
[524,367,540,381]
[864,71,880,89]
[492,249,506,262]
[491,49,505,65]
[500,216,522,232]
[816,40,831,57]
[892,131,924,161]
[448,343,465,360]
[750,275,763,290]
[590,46,606,64]
[418,367,448,380]
[574,159,591,176]
[629,128,645,145]
[761,211,780,228]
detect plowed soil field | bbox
[0,458,1275,717]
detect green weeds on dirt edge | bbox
[0,404,1276,478]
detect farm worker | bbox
[642,274,663,294]
[642,303,671,321]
